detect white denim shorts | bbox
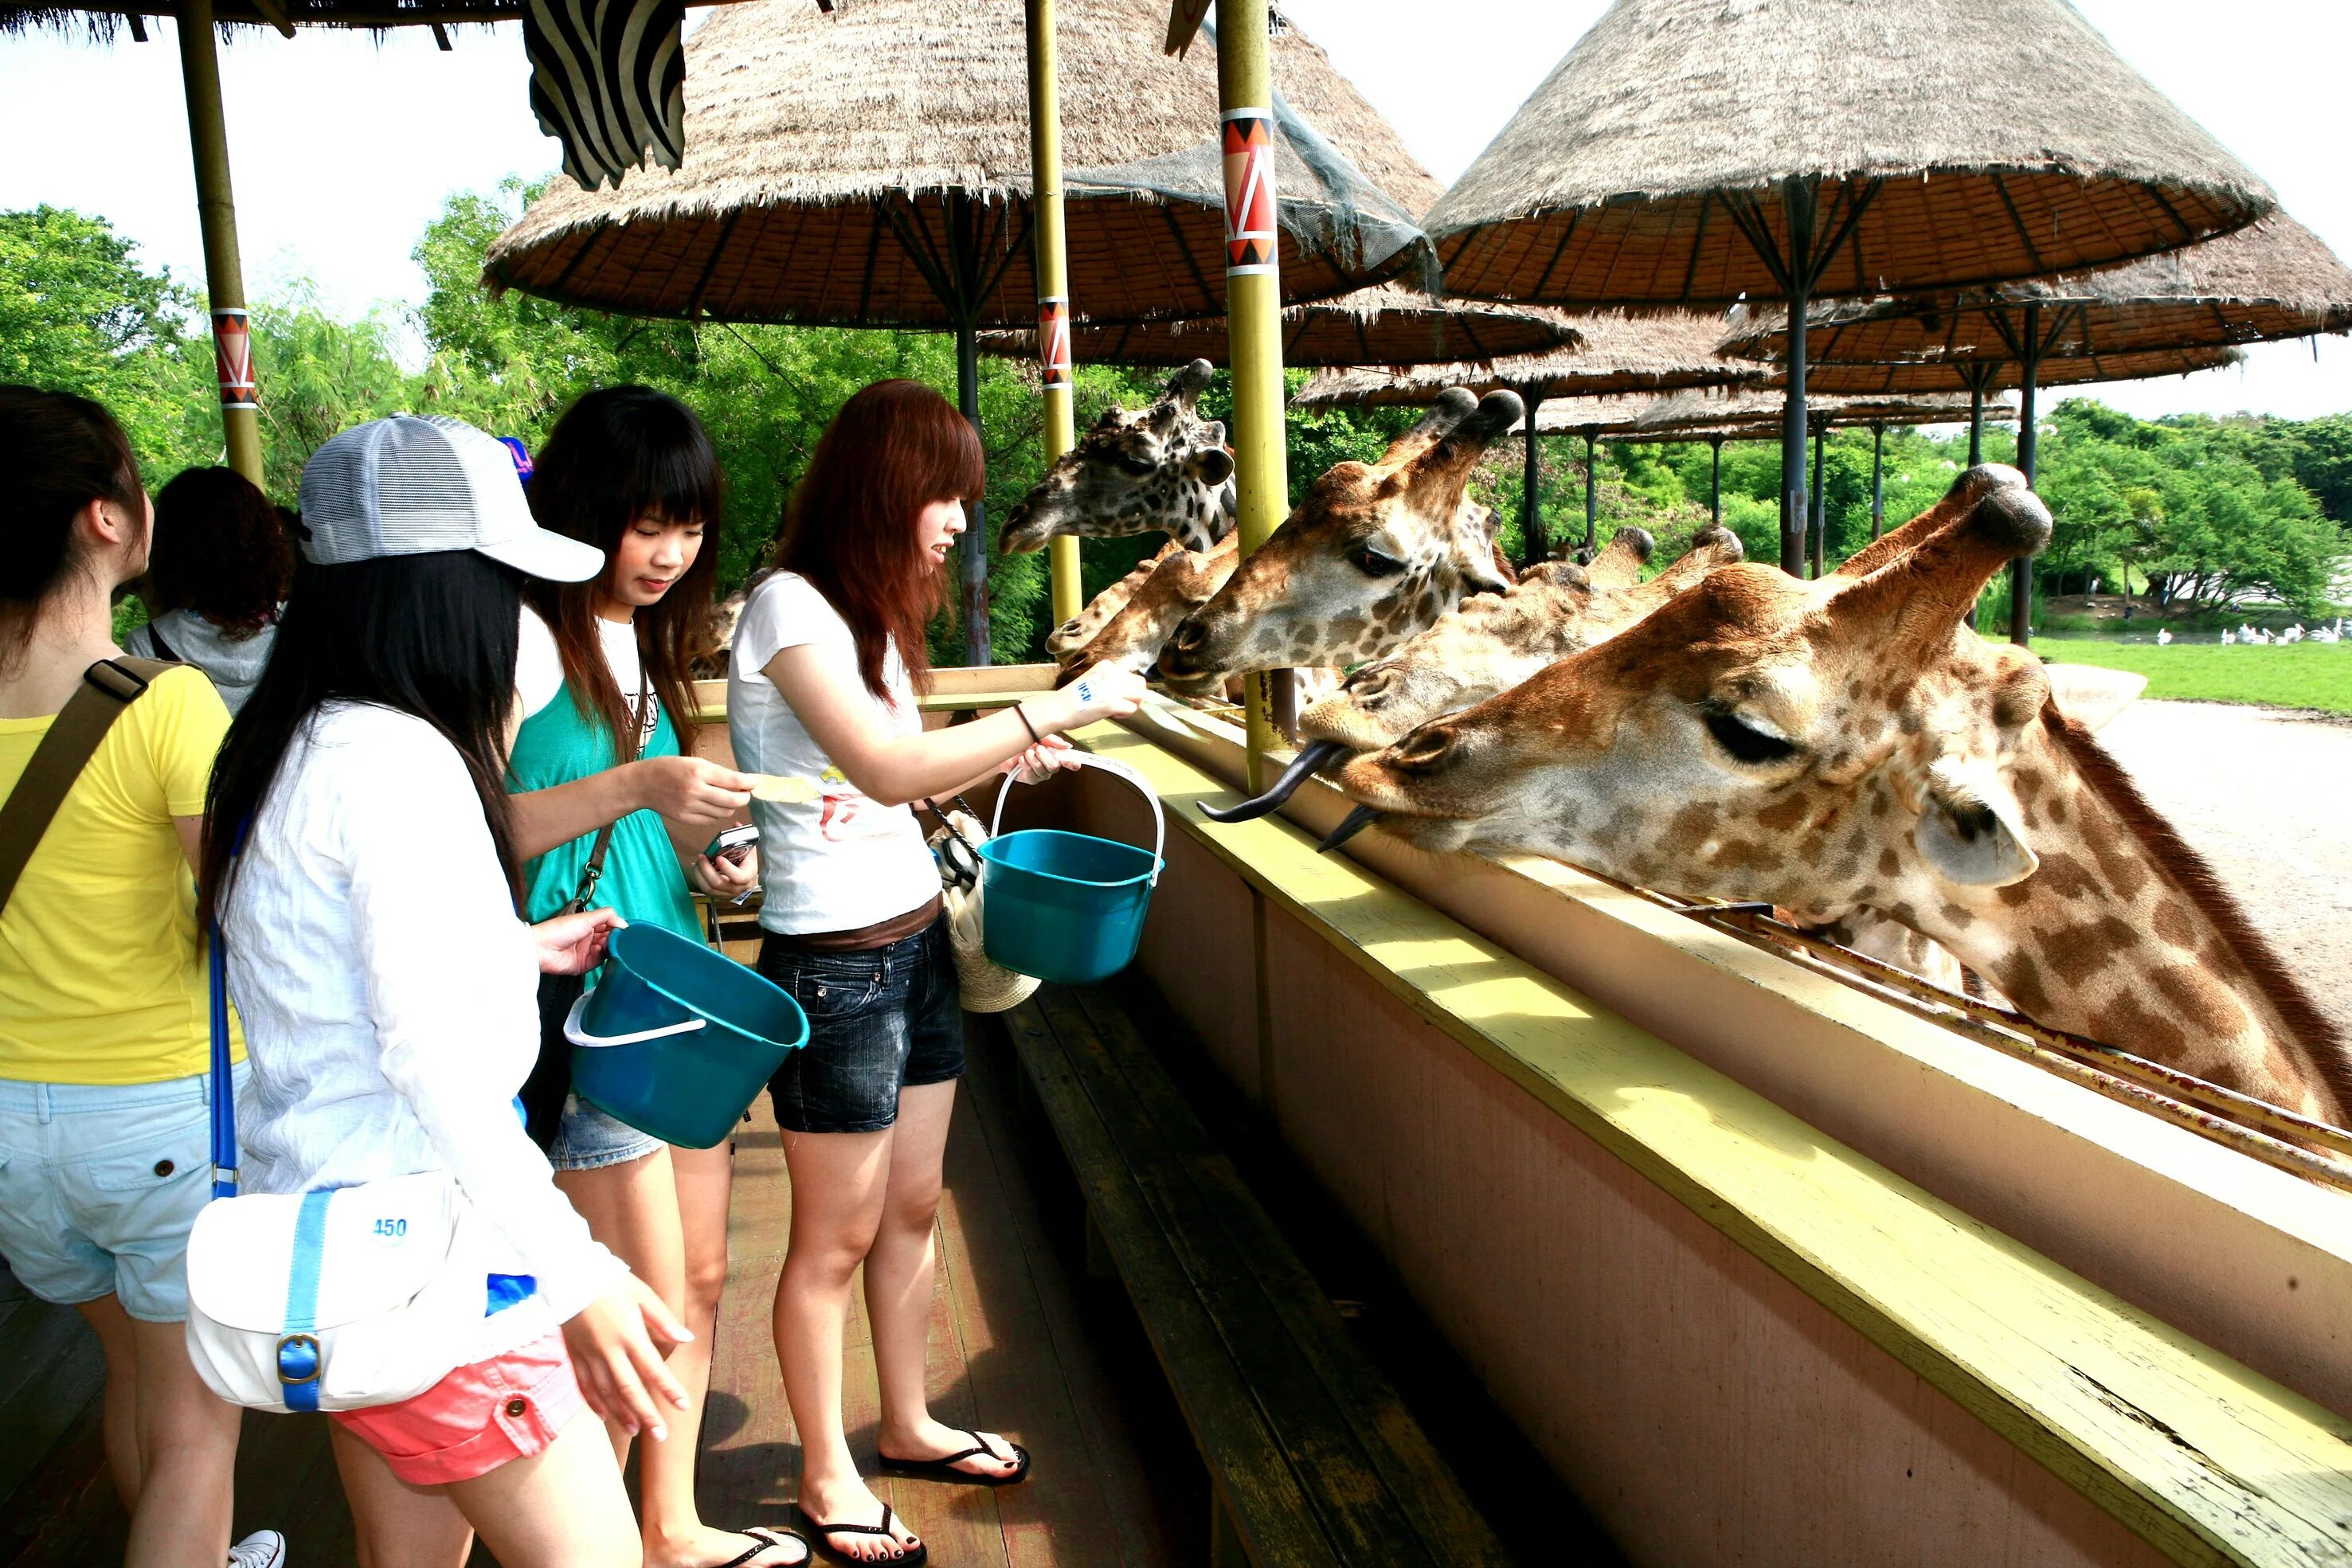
[0,1063,246,1322]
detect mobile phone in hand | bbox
[706,823,758,866]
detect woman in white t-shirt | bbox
[729,381,1144,1565]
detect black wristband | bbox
[1013,703,1043,745]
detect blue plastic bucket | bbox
[565,922,808,1148]
[976,754,1164,985]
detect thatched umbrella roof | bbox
[1719,215,2352,367]
[972,283,1576,368]
[1757,344,2246,398]
[1289,311,1758,409]
[483,0,1433,327]
[1536,389,1997,440]
[1423,0,2276,307]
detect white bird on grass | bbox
[2155,628,2174,645]
[2221,629,2237,645]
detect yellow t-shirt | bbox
[0,664,241,1084]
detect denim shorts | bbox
[0,1064,246,1322]
[547,1093,664,1172]
[759,916,964,1135]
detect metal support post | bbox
[2010,302,2043,646]
[177,0,264,487]
[1583,429,1599,555]
[1870,423,1884,538]
[1779,177,1814,578]
[955,313,992,664]
[1518,387,1544,569]
[1808,421,1826,577]
[1026,0,1082,627]
[1708,436,1724,527]
[1216,0,1291,783]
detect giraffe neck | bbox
[1916,712,2346,1124]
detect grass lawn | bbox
[2033,639,2352,716]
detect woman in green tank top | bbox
[504,388,804,1568]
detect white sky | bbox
[3,0,2347,420]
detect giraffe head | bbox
[998,359,1236,555]
[1200,525,1740,825]
[1051,535,1238,678]
[1156,389,1524,689]
[1303,524,1745,755]
[1329,465,2045,908]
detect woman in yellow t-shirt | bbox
[0,387,276,1568]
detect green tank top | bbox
[507,680,701,940]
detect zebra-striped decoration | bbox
[524,0,687,192]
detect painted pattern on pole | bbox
[1037,295,1073,389]
[1221,110,1278,275]
[211,308,256,410]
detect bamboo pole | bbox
[177,0,264,487]
[1025,0,1083,628]
[1215,0,1289,788]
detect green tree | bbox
[0,205,212,485]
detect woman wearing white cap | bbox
[200,416,772,1568]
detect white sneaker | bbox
[228,1530,287,1568]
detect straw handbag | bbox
[922,799,1039,1014]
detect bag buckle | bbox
[276,1332,322,1386]
[85,659,153,702]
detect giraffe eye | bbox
[1704,708,1799,765]
[1115,454,1158,477]
[1349,542,1407,577]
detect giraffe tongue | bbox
[1317,804,1382,854]
[1196,740,1352,823]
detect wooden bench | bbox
[1000,984,1513,1568]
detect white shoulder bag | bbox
[183,922,499,1413]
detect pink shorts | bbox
[330,1332,585,1485]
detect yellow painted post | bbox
[1025,0,1083,627]
[176,0,264,488]
[1215,0,1289,790]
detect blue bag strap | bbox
[275,1188,331,1411]
[209,921,237,1198]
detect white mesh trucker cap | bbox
[296,415,603,582]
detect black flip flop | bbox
[876,1428,1032,1488]
[796,1503,928,1568]
[715,1526,810,1568]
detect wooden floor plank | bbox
[0,1302,106,1515]
[1002,1001,1339,1568]
[1072,988,1509,1568]
[949,1036,1176,1568]
[1037,988,1440,1568]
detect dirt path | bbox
[2094,700,2352,1041]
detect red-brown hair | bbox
[772,380,982,701]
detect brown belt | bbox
[769,893,942,953]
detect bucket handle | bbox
[991,752,1165,887]
[563,991,710,1050]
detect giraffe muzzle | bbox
[1196,739,1353,823]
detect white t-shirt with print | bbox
[726,572,937,936]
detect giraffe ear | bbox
[1187,448,1235,486]
[1915,762,2037,887]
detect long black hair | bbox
[525,385,723,750]
[200,549,526,929]
[0,384,146,675]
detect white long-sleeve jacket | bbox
[221,701,623,1359]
